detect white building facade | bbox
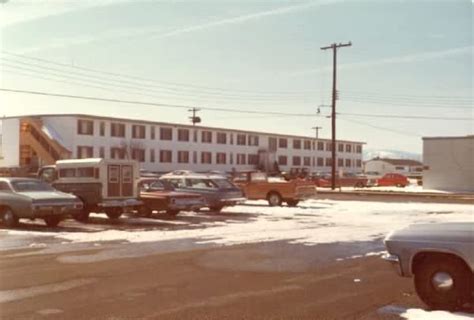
[423,136,474,192]
[0,114,364,174]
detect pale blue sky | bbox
[0,0,472,153]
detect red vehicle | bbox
[137,178,206,217]
[312,174,368,188]
[376,173,409,187]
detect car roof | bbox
[161,174,227,180]
[0,177,40,182]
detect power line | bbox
[0,88,319,117]
[339,97,473,109]
[339,117,422,137]
[340,89,473,102]
[338,112,471,120]
[1,51,316,96]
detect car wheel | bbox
[138,206,153,218]
[44,216,61,228]
[209,206,224,213]
[2,208,19,228]
[267,192,282,207]
[396,183,405,188]
[166,209,180,216]
[355,182,364,188]
[286,200,299,207]
[73,208,90,223]
[106,208,122,220]
[414,255,472,311]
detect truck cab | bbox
[38,158,141,222]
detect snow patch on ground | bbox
[6,200,472,248]
[400,308,474,320]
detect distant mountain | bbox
[363,149,422,161]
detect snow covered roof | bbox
[368,158,422,166]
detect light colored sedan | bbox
[383,222,474,311]
[0,177,83,228]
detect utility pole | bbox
[188,107,201,126]
[312,126,322,139]
[321,42,352,190]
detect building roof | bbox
[422,135,474,141]
[2,113,365,145]
[369,158,422,166]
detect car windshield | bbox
[11,180,55,192]
[212,178,235,189]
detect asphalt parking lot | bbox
[0,199,473,319]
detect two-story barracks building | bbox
[0,114,364,174]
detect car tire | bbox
[209,206,224,213]
[2,208,19,228]
[44,216,61,228]
[106,208,122,220]
[138,206,153,218]
[267,192,282,207]
[414,255,472,311]
[286,200,299,207]
[166,209,180,216]
[355,182,364,188]
[73,209,90,223]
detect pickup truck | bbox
[234,171,316,207]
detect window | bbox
[236,153,246,165]
[230,153,233,165]
[201,131,212,143]
[346,144,352,153]
[236,134,246,145]
[395,166,405,170]
[248,154,259,165]
[59,168,76,178]
[304,140,311,150]
[150,149,155,163]
[217,132,227,144]
[338,144,344,152]
[317,157,324,166]
[132,125,146,139]
[279,138,287,148]
[269,137,277,152]
[0,181,11,191]
[304,157,311,166]
[77,167,95,178]
[77,119,94,135]
[356,145,362,153]
[338,158,344,167]
[193,130,198,142]
[111,123,125,137]
[151,126,156,139]
[201,152,212,164]
[77,146,93,159]
[345,159,351,167]
[317,142,324,151]
[193,151,197,164]
[230,133,234,145]
[132,148,145,162]
[293,139,301,149]
[99,122,105,136]
[356,159,362,167]
[178,151,189,163]
[99,147,105,158]
[248,135,259,146]
[160,127,173,140]
[160,150,172,163]
[178,128,189,142]
[326,143,333,151]
[325,158,332,166]
[216,152,226,164]
[278,155,287,165]
[292,156,301,166]
[110,147,125,159]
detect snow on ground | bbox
[6,200,473,247]
[400,308,474,320]
[340,185,448,193]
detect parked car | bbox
[160,171,245,212]
[377,173,409,187]
[383,222,474,311]
[234,171,316,206]
[38,158,142,222]
[137,178,206,216]
[0,177,83,228]
[311,173,368,188]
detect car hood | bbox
[386,222,474,244]
[18,191,77,201]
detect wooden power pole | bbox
[320,42,352,190]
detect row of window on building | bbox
[77,146,362,168]
[77,119,362,153]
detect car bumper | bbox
[32,204,83,217]
[98,199,143,208]
[382,253,403,276]
[218,197,247,206]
